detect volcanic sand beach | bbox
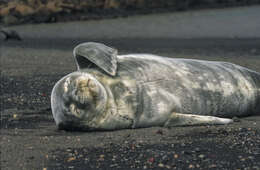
[1,6,260,170]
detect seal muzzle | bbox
[51,72,107,130]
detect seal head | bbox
[51,72,107,130]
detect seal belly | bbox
[117,55,260,126]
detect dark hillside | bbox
[1,0,259,25]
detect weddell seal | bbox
[51,42,260,131]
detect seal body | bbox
[51,42,260,131]
[112,54,260,128]
[52,54,260,130]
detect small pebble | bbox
[189,164,195,168]
[198,154,205,159]
[156,129,164,135]
[158,163,164,167]
[67,157,76,162]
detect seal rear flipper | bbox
[164,112,233,127]
[73,42,118,76]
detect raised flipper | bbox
[164,112,233,127]
[73,42,118,76]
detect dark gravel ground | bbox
[1,38,260,170]
[48,129,260,170]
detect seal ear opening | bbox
[73,42,118,76]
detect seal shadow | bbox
[0,108,54,130]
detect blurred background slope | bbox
[1,0,260,25]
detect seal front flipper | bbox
[73,42,118,76]
[164,112,233,127]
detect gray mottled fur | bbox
[51,42,260,131]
